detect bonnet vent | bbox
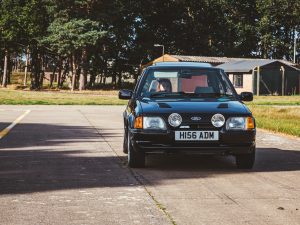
[217,103,229,108]
[158,103,172,108]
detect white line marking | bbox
[0,110,31,139]
[0,109,30,111]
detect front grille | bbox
[161,113,218,130]
[189,123,215,129]
[181,114,215,129]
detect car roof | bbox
[149,62,213,69]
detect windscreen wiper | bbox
[191,92,234,98]
[214,93,234,97]
[150,92,188,98]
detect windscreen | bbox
[140,68,235,99]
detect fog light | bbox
[168,113,182,127]
[211,114,225,127]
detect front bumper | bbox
[130,128,256,155]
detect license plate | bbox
[175,131,219,141]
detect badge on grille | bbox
[191,116,202,121]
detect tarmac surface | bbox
[0,105,299,225]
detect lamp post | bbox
[154,44,165,62]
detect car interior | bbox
[143,69,233,97]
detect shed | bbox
[142,54,239,67]
[143,54,299,95]
[142,54,296,67]
[217,60,300,95]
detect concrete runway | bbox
[0,106,299,225]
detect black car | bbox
[119,62,256,169]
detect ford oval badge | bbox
[191,116,202,121]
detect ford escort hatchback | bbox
[119,62,256,169]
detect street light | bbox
[154,44,165,62]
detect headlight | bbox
[226,117,255,130]
[168,113,182,127]
[143,117,166,129]
[226,117,246,130]
[211,114,225,127]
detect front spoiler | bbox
[134,141,255,155]
[130,128,256,155]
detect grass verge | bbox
[249,95,300,106]
[249,105,300,137]
[0,89,127,105]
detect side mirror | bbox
[240,92,253,102]
[119,89,133,100]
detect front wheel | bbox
[127,132,145,168]
[235,147,255,169]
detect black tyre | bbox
[236,147,255,169]
[127,132,145,168]
[123,129,128,154]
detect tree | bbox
[257,0,300,59]
[0,0,24,87]
[44,18,106,90]
[1,0,299,92]
[0,0,50,89]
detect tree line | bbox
[0,0,299,90]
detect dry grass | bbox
[0,88,126,105]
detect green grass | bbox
[249,95,300,106]
[0,88,127,105]
[249,105,300,137]
[247,96,300,137]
